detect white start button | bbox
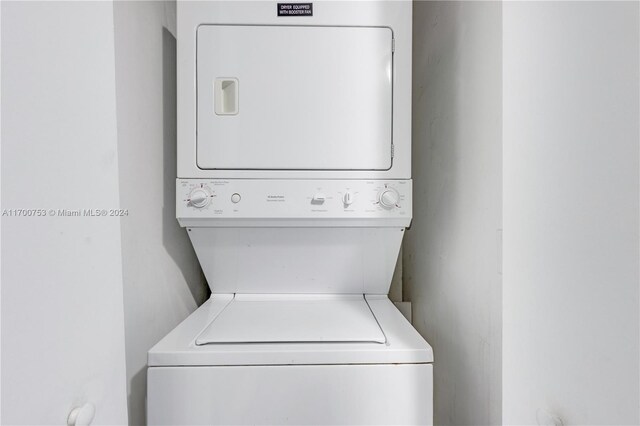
[231,193,241,203]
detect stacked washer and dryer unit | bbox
[147,1,433,424]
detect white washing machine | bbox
[147,1,433,424]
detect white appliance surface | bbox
[177,179,412,228]
[187,227,404,294]
[154,2,429,424]
[148,294,433,367]
[196,294,386,344]
[177,1,412,179]
[197,25,393,171]
[147,363,433,425]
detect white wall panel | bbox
[1,2,128,424]
[503,2,640,424]
[405,2,502,424]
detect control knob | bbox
[188,188,211,208]
[378,188,400,209]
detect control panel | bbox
[177,179,412,227]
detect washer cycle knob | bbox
[343,191,354,206]
[188,188,211,208]
[378,189,399,209]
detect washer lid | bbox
[195,294,386,345]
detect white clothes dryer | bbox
[148,1,433,424]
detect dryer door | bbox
[196,25,393,171]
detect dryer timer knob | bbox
[379,189,399,209]
[188,188,211,208]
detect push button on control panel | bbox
[231,193,241,203]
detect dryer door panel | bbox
[196,25,393,170]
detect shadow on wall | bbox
[405,1,502,425]
[125,26,209,426]
[128,367,147,426]
[161,27,210,301]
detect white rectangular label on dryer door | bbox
[196,25,393,170]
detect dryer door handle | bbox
[214,78,239,115]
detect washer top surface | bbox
[148,294,433,367]
[195,294,385,345]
